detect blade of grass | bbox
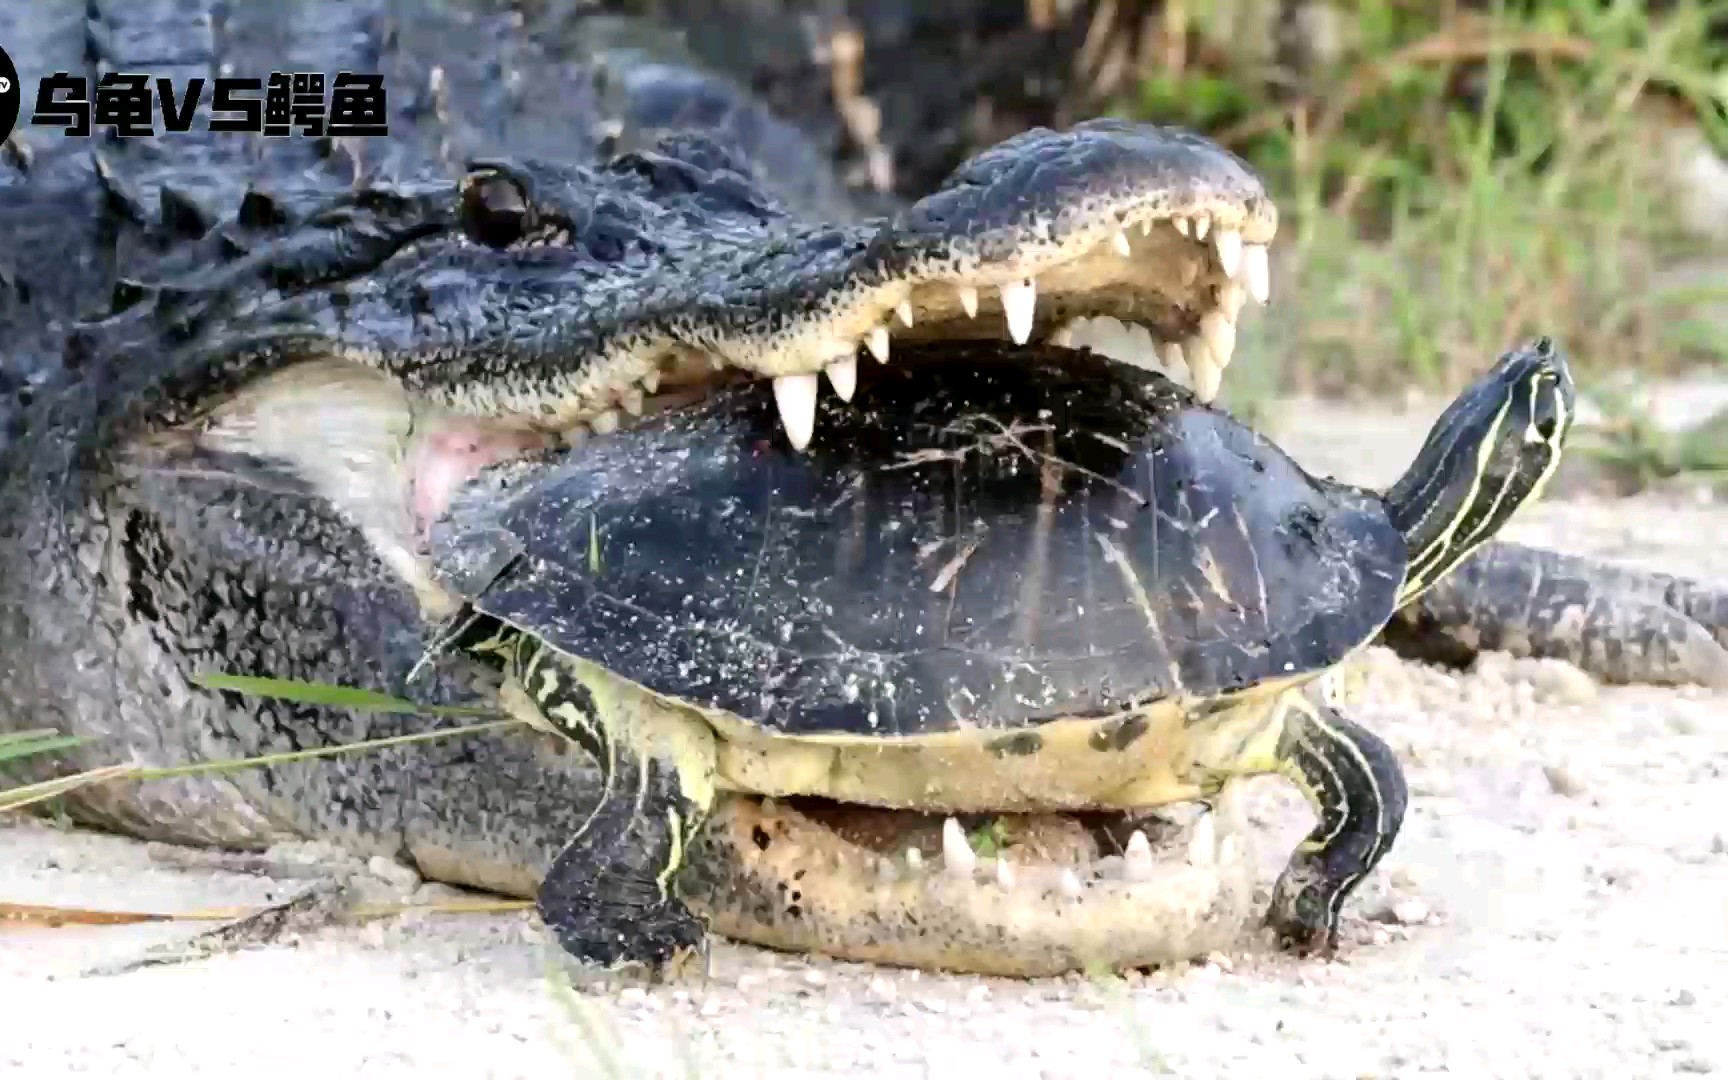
[546,958,629,1078]
[0,730,88,761]
[2,718,525,813]
[0,896,534,930]
[191,673,498,717]
[0,764,137,814]
[129,718,525,782]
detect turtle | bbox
[423,334,1576,972]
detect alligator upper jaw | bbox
[374,121,1276,457]
[527,185,1274,454]
[424,184,1278,517]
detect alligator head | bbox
[54,120,1276,629]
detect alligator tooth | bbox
[999,279,1036,345]
[940,817,976,879]
[773,373,820,450]
[904,846,924,871]
[589,410,621,435]
[1048,325,1074,348]
[895,300,914,327]
[995,857,1017,889]
[1057,868,1084,898]
[638,371,661,394]
[1200,310,1237,371]
[1127,322,1160,371]
[1060,316,1123,364]
[1124,829,1155,882]
[1161,341,1189,382]
[1140,219,1152,236]
[1185,336,1223,403]
[866,326,890,363]
[824,356,858,403]
[1214,228,1243,278]
[1193,216,1211,241]
[1186,813,1217,867]
[1111,230,1131,257]
[1173,217,1191,238]
[1241,243,1270,304]
[1218,280,1247,322]
[1064,316,1163,374]
[957,285,979,318]
[619,387,645,416]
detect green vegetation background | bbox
[1114,0,1728,397]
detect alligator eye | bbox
[460,172,532,248]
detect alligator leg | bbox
[501,636,718,970]
[1380,541,1728,688]
[1255,692,1410,953]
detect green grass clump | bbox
[1118,0,1728,397]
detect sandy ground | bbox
[4,391,1728,1079]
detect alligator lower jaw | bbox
[680,792,1261,977]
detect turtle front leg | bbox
[1262,695,1408,951]
[1382,540,1728,689]
[1197,692,1409,953]
[503,640,719,970]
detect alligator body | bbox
[2,0,1726,975]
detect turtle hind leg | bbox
[1384,540,1728,689]
[1258,694,1409,952]
[502,640,718,970]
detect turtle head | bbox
[1385,336,1575,606]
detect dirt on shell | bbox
[3,388,1727,1079]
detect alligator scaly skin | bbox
[0,0,860,892]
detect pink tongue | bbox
[411,422,550,541]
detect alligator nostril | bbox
[459,173,532,249]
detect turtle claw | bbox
[649,932,712,987]
[1264,887,1343,958]
[1266,914,1339,958]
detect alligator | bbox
[3,0,1726,974]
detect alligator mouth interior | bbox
[759,792,1230,897]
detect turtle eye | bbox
[460,171,533,249]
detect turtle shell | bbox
[429,342,1407,737]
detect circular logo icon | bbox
[0,44,20,143]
